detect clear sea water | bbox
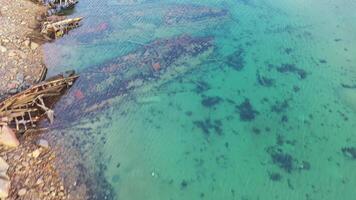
[43,0,356,199]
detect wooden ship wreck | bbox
[41,17,83,39]
[0,71,79,133]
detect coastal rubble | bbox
[0,157,10,199]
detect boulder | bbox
[0,157,9,199]
[0,178,10,199]
[0,125,20,148]
[37,139,49,149]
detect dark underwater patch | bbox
[267,147,294,173]
[341,147,356,159]
[226,48,245,71]
[164,4,228,25]
[341,83,356,89]
[271,99,289,113]
[276,63,307,79]
[236,99,259,121]
[195,80,211,93]
[269,172,282,181]
[201,96,223,108]
[194,118,223,136]
[256,70,275,87]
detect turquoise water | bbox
[43,0,356,199]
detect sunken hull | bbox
[56,35,213,122]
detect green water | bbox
[43,0,356,199]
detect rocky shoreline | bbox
[0,0,81,199]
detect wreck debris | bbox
[41,17,83,39]
[45,0,79,16]
[0,72,79,134]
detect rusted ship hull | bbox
[55,35,214,122]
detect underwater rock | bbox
[201,96,222,108]
[236,99,258,121]
[276,63,307,79]
[267,147,294,173]
[269,172,282,181]
[194,118,223,136]
[164,4,227,25]
[256,70,275,87]
[341,147,356,159]
[271,99,289,113]
[341,84,356,89]
[226,48,245,71]
[56,35,214,122]
[194,80,210,93]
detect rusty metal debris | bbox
[41,17,83,39]
[0,72,79,133]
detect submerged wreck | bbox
[164,4,228,25]
[56,35,214,122]
[0,72,78,146]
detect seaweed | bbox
[201,96,222,108]
[341,147,356,159]
[276,63,307,79]
[267,147,294,173]
[193,118,223,136]
[195,80,211,93]
[256,70,275,87]
[269,172,282,181]
[226,48,245,71]
[341,84,356,89]
[236,99,259,121]
[181,180,188,189]
[319,59,327,64]
[271,100,289,113]
[284,48,293,55]
[281,115,288,123]
[293,85,300,92]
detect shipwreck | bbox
[0,71,79,135]
[41,17,83,39]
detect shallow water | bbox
[44,0,356,199]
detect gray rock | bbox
[16,73,24,83]
[37,139,49,149]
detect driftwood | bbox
[41,17,83,39]
[0,72,79,133]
